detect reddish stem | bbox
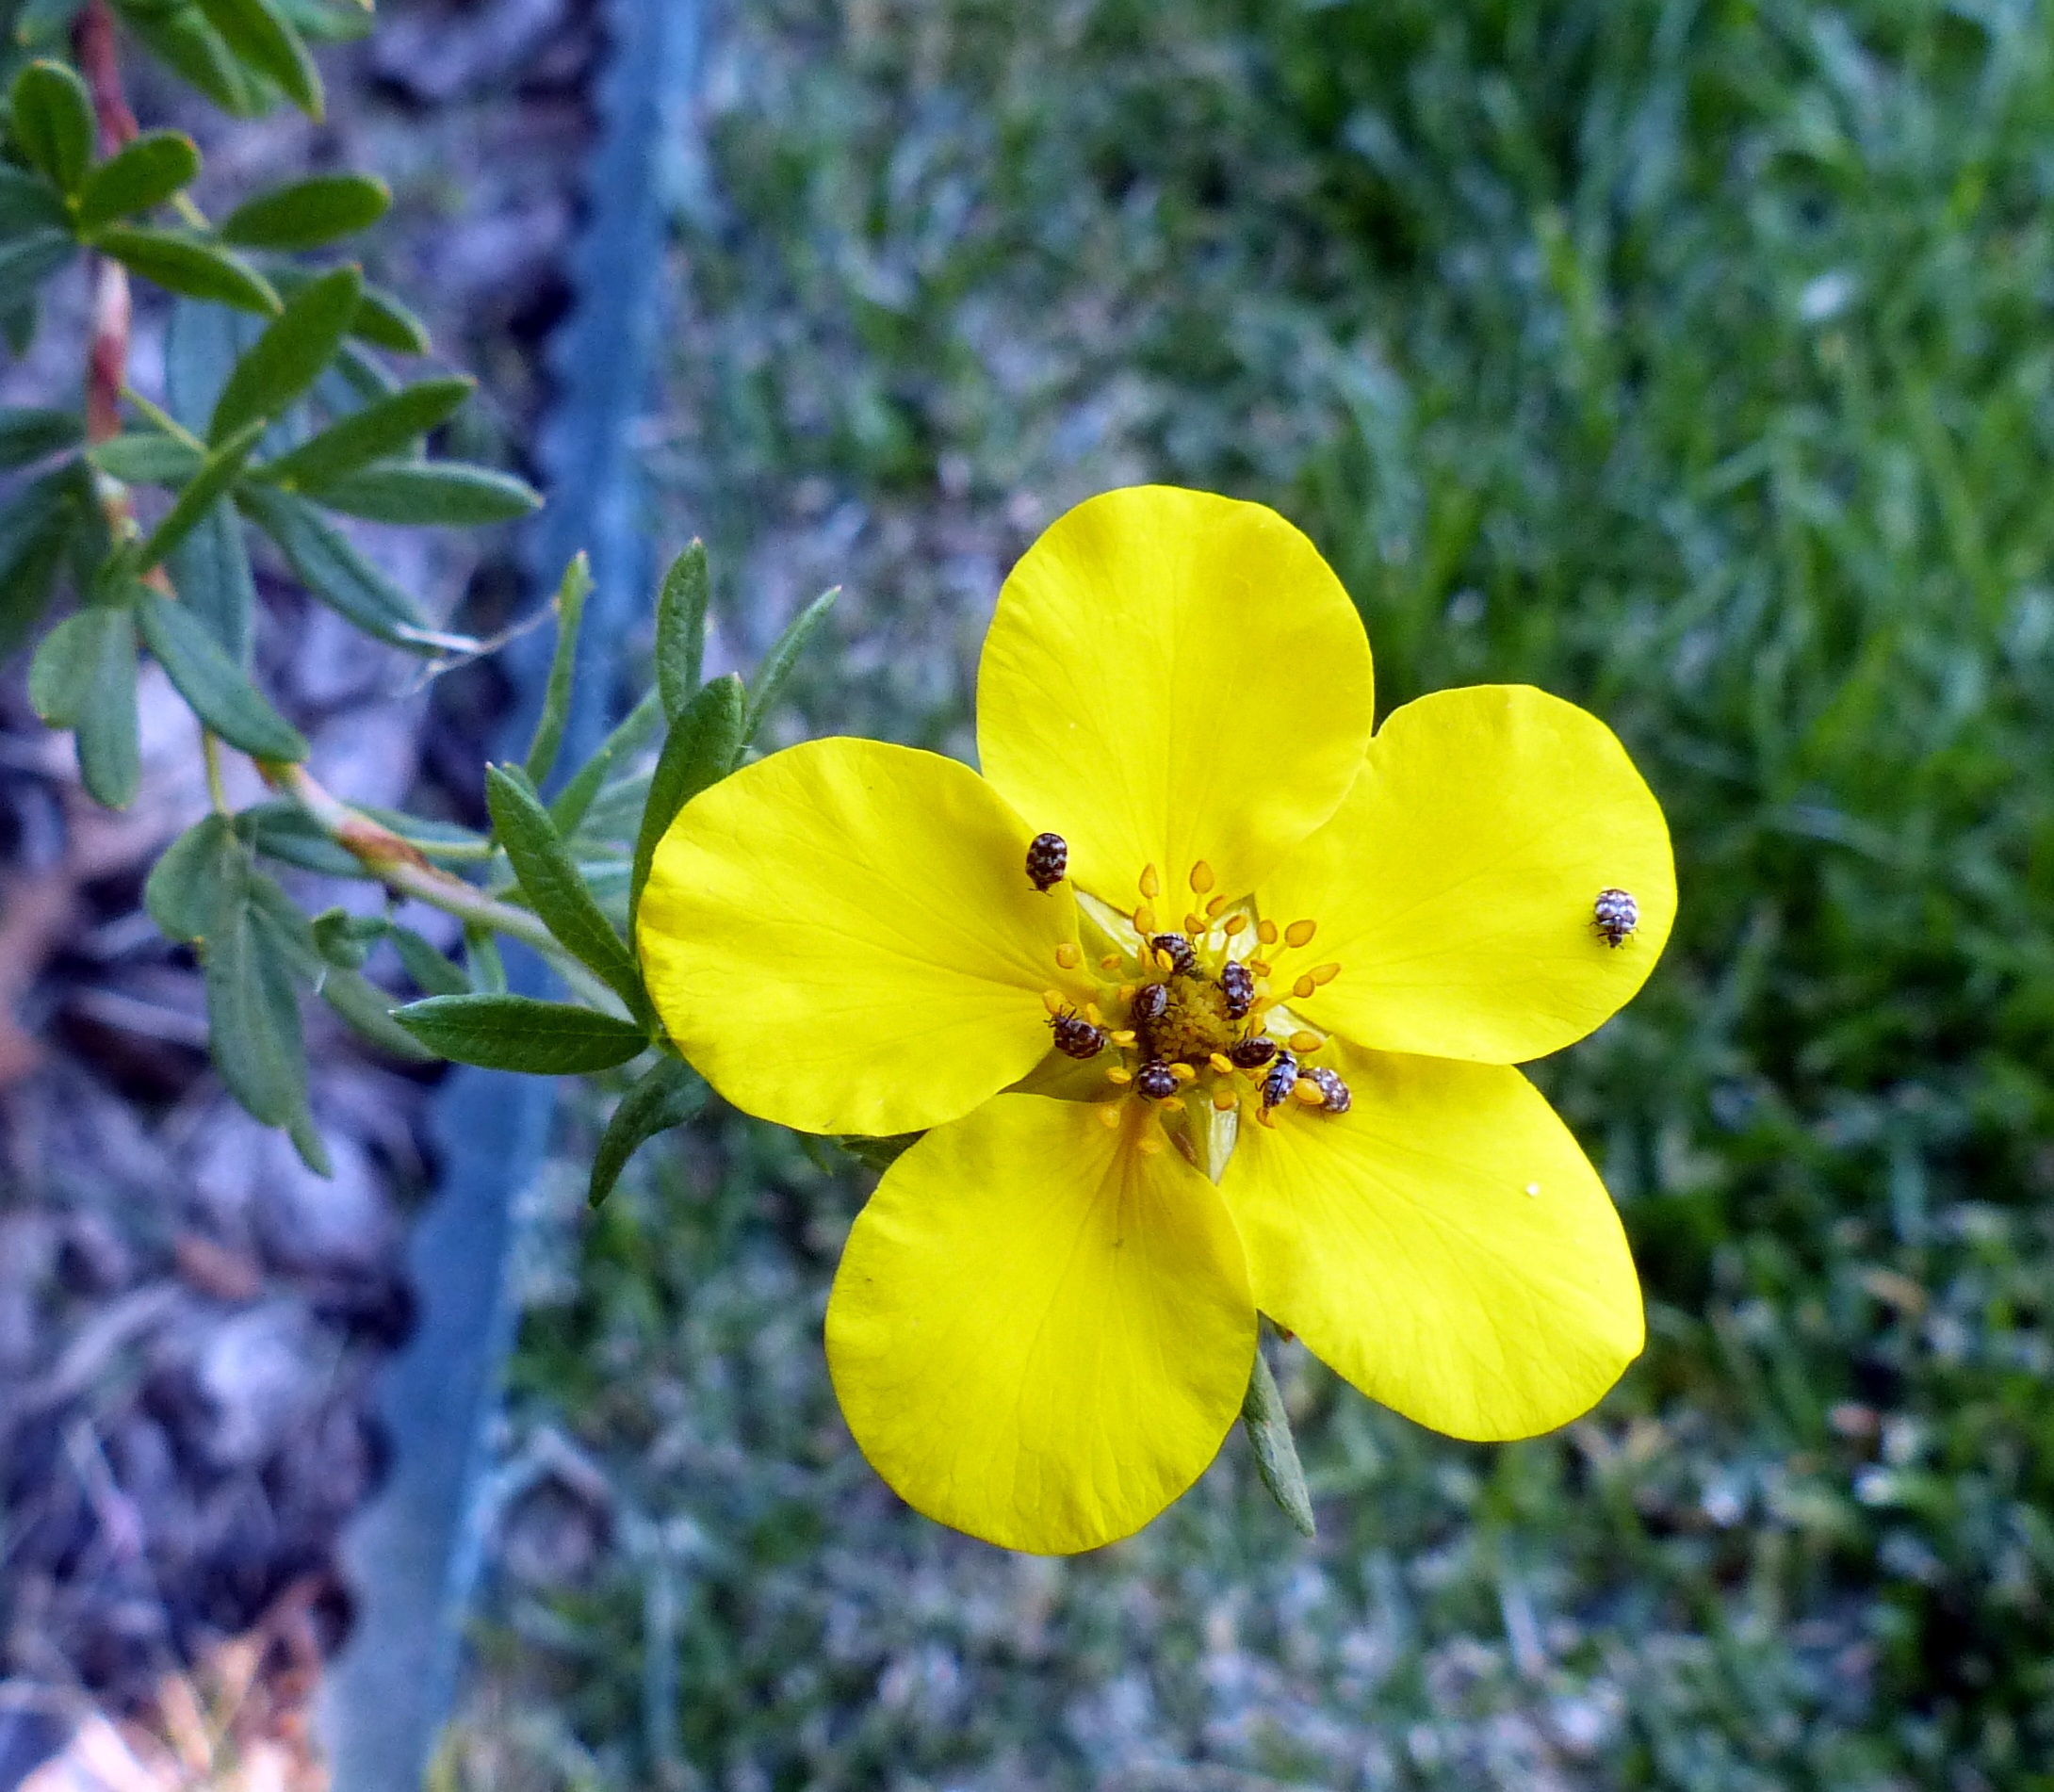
[73,1,136,444]
[73,0,138,155]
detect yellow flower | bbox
[638,485,1674,1555]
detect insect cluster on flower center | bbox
[1026,837,1351,1157]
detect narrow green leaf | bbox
[306,457,541,526]
[464,925,506,995]
[236,797,361,875]
[389,993,647,1073]
[0,166,71,235]
[355,805,490,854]
[350,282,429,355]
[588,1057,704,1209]
[136,588,307,759]
[205,855,307,1126]
[389,924,469,996]
[0,230,73,310]
[522,553,589,787]
[0,406,76,468]
[28,603,119,725]
[138,416,265,566]
[484,761,649,1019]
[196,0,322,117]
[0,462,83,656]
[1240,1335,1316,1539]
[318,967,436,1061]
[167,497,257,665]
[73,607,139,808]
[94,227,278,314]
[237,482,435,647]
[271,0,372,43]
[220,171,388,251]
[654,540,708,721]
[145,811,237,941]
[310,906,383,968]
[630,673,745,924]
[118,3,261,115]
[258,374,472,488]
[209,264,360,442]
[75,130,202,231]
[549,688,661,836]
[10,59,93,193]
[742,585,839,745]
[90,432,204,484]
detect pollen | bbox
[1289,1031,1322,1053]
[1257,919,1280,946]
[1293,974,1318,999]
[1212,1086,1238,1111]
[1054,942,1082,969]
[1222,913,1248,937]
[1133,902,1158,935]
[1285,918,1318,948]
[1042,989,1067,1016]
[1189,860,1215,894]
[1292,1078,1326,1106]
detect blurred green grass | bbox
[454,4,2054,1787]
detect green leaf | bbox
[630,673,745,924]
[61,605,140,808]
[464,925,505,995]
[0,230,73,310]
[742,585,839,745]
[236,797,362,875]
[138,416,265,566]
[549,687,661,836]
[318,966,436,1061]
[837,1132,923,1172]
[89,431,204,484]
[588,1057,703,1209]
[389,993,648,1073]
[306,457,541,526]
[270,0,371,43]
[209,264,359,442]
[94,226,278,314]
[0,406,79,468]
[75,130,202,231]
[522,553,589,787]
[237,482,434,647]
[0,466,77,656]
[655,540,709,721]
[389,924,469,996]
[11,58,93,193]
[136,587,307,759]
[145,811,237,941]
[220,171,388,251]
[0,165,71,236]
[1240,1335,1316,1539]
[257,374,472,488]
[117,2,261,115]
[14,0,91,49]
[350,282,429,354]
[310,905,383,968]
[195,0,322,117]
[28,602,121,725]
[166,497,256,664]
[205,853,308,1126]
[485,761,650,1020]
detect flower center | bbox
[1027,843,1350,1174]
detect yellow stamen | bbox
[1139,864,1160,900]
[1117,983,1136,1002]
[1293,975,1317,1000]
[1137,1133,1165,1154]
[1248,957,1272,977]
[1084,1001,1104,1025]
[1105,1067,1133,1085]
[1189,860,1215,894]
[1285,918,1318,948]
[1311,962,1341,986]
[1222,913,1248,937]
[1212,1086,1238,1111]
[1256,1107,1277,1129]
[1054,942,1081,969]
[1257,919,1280,945]
[1208,1052,1234,1075]
[1183,911,1206,934]
[1205,892,1230,918]
[1099,1104,1123,1129]
[1042,989,1067,1016]
[1156,1096,1184,1113]
[1289,1031,1322,1053]
[1100,953,1123,971]
[1110,1029,1138,1046]
[1154,948,1178,974]
[1133,903,1157,935]
[1292,1078,1326,1106]
[1169,1063,1198,1084]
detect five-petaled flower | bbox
[638,485,1674,1555]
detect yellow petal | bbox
[1223,1040,1642,1442]
[639,738,1077,1135]
[827,1095,1255,1554]
[977,485,1373,906]
[1263,684,1674,1063]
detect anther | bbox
[1025,832,1068,891]
[1229,1037,1278,1068]
[1212,1086,1238,1112]
[1208,1052,1235,1076]
[1306,1067,1352,1114]
[1183,912,1206,934]
[1105,1066,1133,1084]
[1054,942,1082,969]
[1257,919,1280,946]
[1133,903,1158,936]
[1157,1096,1185,1113]
[1137,1134,1164,1155]
[1285,919,1318,948]
[1139,864,1161,900]
[1289,1031,1322,1053]
[1041,989,1067,1016]
[1189,860,1215,894]
[1249,957,1272,977]
[1292,1078,1327,1106]
[1133,1059,1178,1100]
[1311,962,1341,986]
[1222,913,1248,937]
[1293,974,1318,999]
[1110,1028,1138,1046]
[1100,953,1123,971]
[1084,1001,1104,1025]
[1169,1063,1198,1084]
[1099,1104,1123,1128]
[1205,892,1230,917]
